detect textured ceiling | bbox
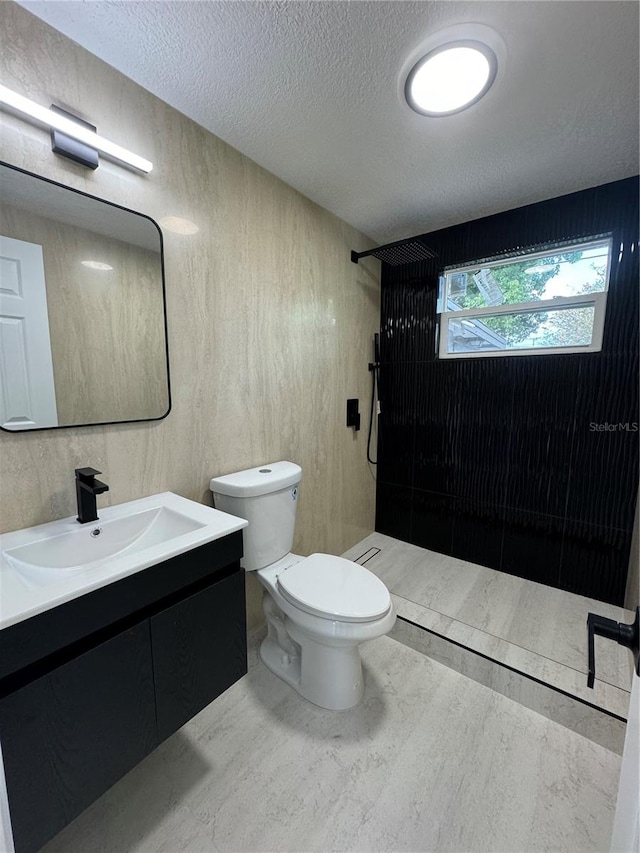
[20,1,640,243]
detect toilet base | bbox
[259,634,301,692]
[260,632,364,711]
[260,592,365,710]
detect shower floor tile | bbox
[342,532,634,718]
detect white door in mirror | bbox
[0,235,58,430]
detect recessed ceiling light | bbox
[405,40,497,116]
[159,216,199,235]
[81,260,113,270]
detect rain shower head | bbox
[351,236,437,266]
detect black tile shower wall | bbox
[504,356,580,519]
[376,361,416,488]
[376,177,639,605]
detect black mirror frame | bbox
[0,160,172,433]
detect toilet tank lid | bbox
[210,461,302,498]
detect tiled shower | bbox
[375,177,639,606]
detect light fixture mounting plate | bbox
[50,105,99,170]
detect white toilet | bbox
[210,461,395,710]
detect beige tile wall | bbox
[0,3,380,627]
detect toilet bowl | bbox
[210,462,395,710]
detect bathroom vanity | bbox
[0,495,248,853]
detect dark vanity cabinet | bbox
[152,571,247,741]
[0,533,247,853]
[0,623,157,853]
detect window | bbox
[437,236,612,358]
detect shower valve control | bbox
[346,398,361,432]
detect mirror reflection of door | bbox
[0,235,58,429]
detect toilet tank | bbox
[210,461,302,571]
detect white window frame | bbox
[438,236,612,360]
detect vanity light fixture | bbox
[405,40,497,116]
[0,85,153,173]
[81,261,113,271]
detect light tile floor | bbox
[342,533,634,716]
[42,634,620,853]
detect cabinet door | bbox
[0,622,157,853]
[151,570,247,742]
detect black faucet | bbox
[75,467,109,524]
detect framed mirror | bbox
[0,162,171,431]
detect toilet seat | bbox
[276,553,391,623]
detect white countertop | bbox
[0,492,248,631]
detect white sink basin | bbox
[0,492,248,629]
[5,506,204,575]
